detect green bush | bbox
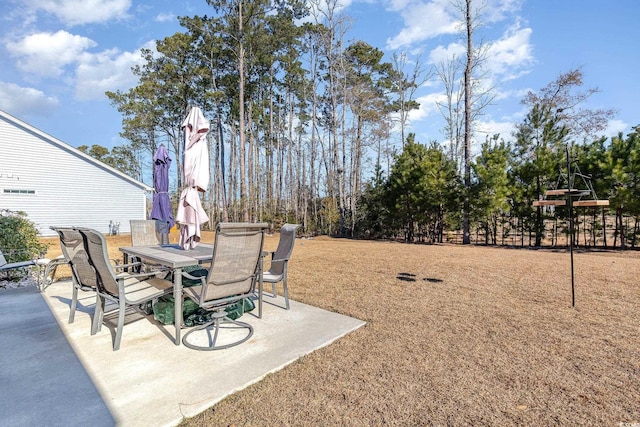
[0,209,48,264]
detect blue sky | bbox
[1,0,638,154]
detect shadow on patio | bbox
[0,281,365,426]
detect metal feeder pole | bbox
[566,145,576,308]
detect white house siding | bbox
[0,110,151,237]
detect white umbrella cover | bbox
[176,106,210,249]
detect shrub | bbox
[0,209,48,264]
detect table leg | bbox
[173,267,183,345]
[258,255,263,319]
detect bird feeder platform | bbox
[572,200,609,207]
[534,188,609,208]
[532,200,566,207]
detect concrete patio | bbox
[0,281,365,426]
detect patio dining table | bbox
[119,243,214,346]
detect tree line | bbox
[97,0,636,248]
[359,125,640,249]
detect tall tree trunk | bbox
[247,102,255,221]
[462,0,473,245]
[616,207,625,249]
[535,175,542,246]
[288,89,295,220]
[237,1,248,222]
[299,130,306,227]
[602,207,607,248]
[351,115,363,236]
[268,67,275,217]
[310,111,318,232]
[228,124,237,220]
[276,102,283,211]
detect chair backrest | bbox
[270,224,301,276]
[77,228,120,297]
[199,222,267,305]
[130,220,169,246]
[51,226,97,290]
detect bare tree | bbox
[462,0,473,244]
[435,56,464,174]
[449,0,497,244]
[309,0,351,235]
[390,52,430,147]
[522,68,616,142]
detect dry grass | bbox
[40,232,640,425]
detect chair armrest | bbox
[114,262,143,270]
[115,271,159,281]
[181,270,207,286]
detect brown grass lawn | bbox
[39,232,640,426]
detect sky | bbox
[1,0,638,158]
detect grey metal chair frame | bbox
[77,227,173,351]
[1,245,67,289]
[39,255,68,291]
[0,250,35,279]
[50,227,99,324]
[261,224,300,310]
[129,219,171,273]
[181,222,267,351]
[130,219,170,246]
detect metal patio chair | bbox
[261,224,300,310]
[38,254,68,291]
[129,219,171,273]
[0,250,35,279]
[78,227,173,351]
[50,227,98,324]
[130,219,170,246]
[181,222,267,351]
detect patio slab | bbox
[0,281,365,426]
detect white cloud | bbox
[604,119,627,138]
[0,81,59,116]
[493,87,530,102]
[486,23,534,79]
[6,30,96,77]
[385,0,525,50]
[482,0,524,24]
[408,91,449,122]
[22,0,131,26]
[5,26,154,101]
[428,42,465,65]
[475,118,517,141]
[75,41,155,100]
[155,13,176,23]
[386,0,458,49]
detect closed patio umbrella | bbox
[149,144,174,244]
[176,106,210,250]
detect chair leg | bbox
[258,279,263,319]
[282,278,290,310]
[92,295,105,335]
[271,283,277,297]
[40,264,54,291]
[210,317,221,347]
[113,299,126,351]
[40,258,67,292]
[69,285,79,323]
[182,311,254,351]
[48,263,58,283]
